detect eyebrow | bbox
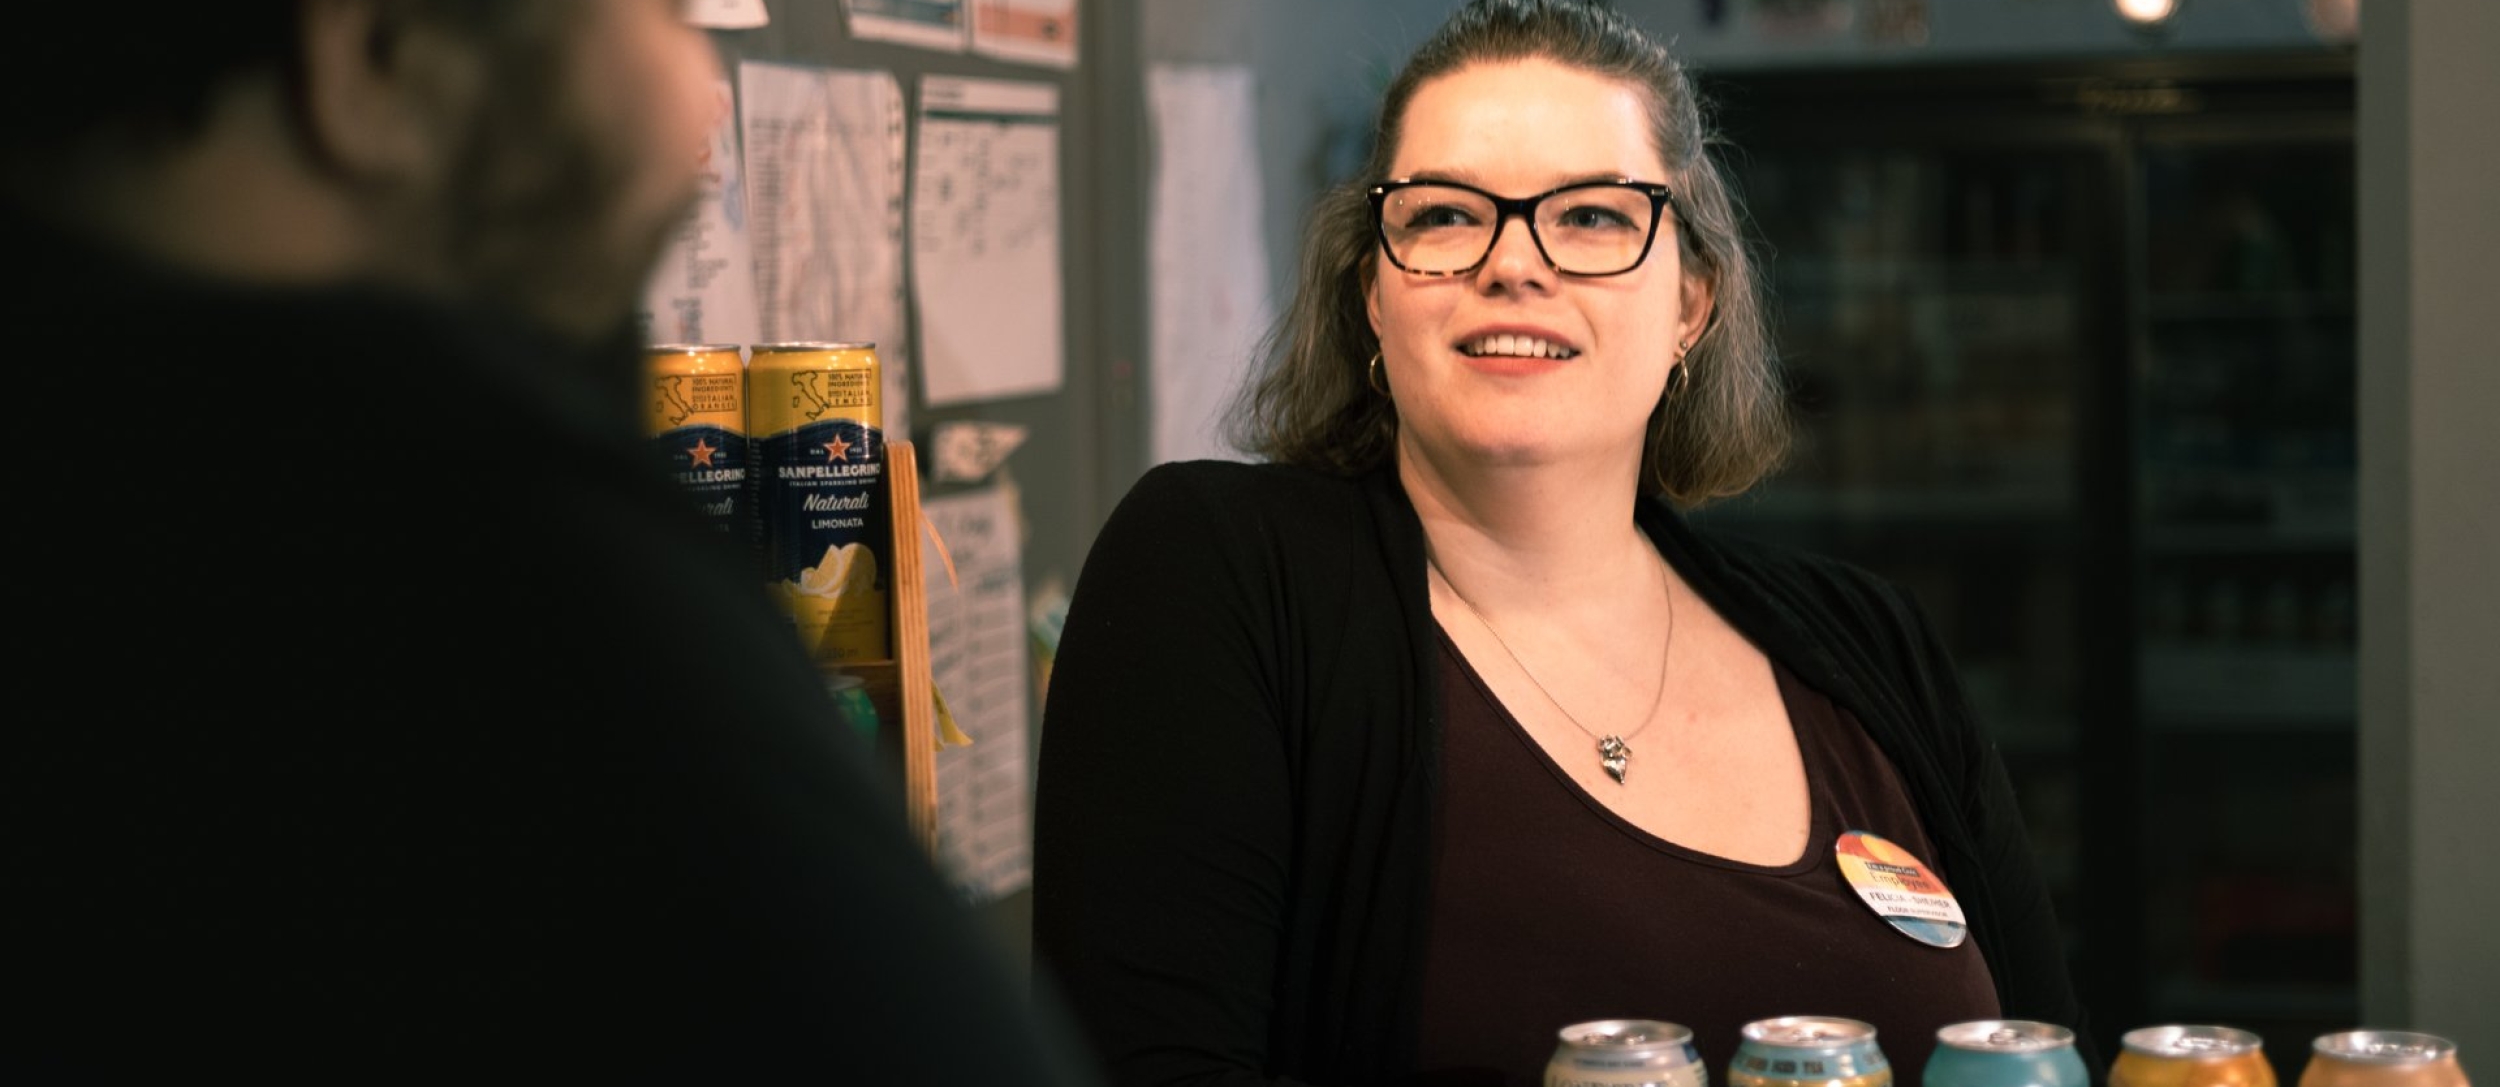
[1389,170,1644,192]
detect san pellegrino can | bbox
[2111,1026,2278,1087]
[642,343,750,554]
[747,342,889,663]
[2301,1032,2469,1087]
[1730,1017,1894,1087]
[1925,1020,2090,1087]
[1546,1019,1708,1087]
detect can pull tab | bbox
[1989,1029,2025,1048]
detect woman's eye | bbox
[1410,205,1480,229]
[1555,206,1636,230]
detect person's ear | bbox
[1677,265,1716,352]
[297,0,479,184]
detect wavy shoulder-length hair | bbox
[1225,0,1789,507]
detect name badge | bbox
[1835,829,1968,949]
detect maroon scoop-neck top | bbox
[1411,627,1999,1087]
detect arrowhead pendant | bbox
[1598,735,1631,785]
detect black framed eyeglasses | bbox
[1368,178,1676,277]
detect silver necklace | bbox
[1430,547,1677,785]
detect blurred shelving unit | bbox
[821,441,940,855]
[1690,54,2356,1080]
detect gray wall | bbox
[2358,0,2500,1058]
[1138,0,1458,463]
[1627,0,2337,68]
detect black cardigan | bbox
[1033,459,2095,1087]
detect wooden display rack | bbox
[820,440,938,854]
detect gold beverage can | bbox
[747,341,889,663]
[1729,1017,1893,1087]
[1546,1019,1709,1087]
[2301,1032,2469,1087]
[642,343,752,554]
[2111,1026,2279,1087]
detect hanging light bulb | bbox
[2304,0,2359,44]
[2115,0,2181,26]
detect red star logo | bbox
[823,435,854,461]
[688,437,718,467]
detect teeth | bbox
[1462,335,1577,359]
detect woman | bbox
[1033,2,2093,1084]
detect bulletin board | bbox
[669,0,1156,945]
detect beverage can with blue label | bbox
[1730,1017,1893,1087]
[748,342,889,663]
[1925,1021,2090,1087]
[643,343,751,558]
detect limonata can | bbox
[641,343,752,563]
[747,341,889,663]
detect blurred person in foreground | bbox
[6,2,1099,1080]
[1031,1,2095,1084]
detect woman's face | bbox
[1365,59,1711,483]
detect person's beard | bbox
[430,39,692,348]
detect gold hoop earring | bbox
[1367,352,1390,397]
[1666,342,1694,400]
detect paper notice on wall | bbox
[921,483,1033,903]
[1148,64,1270,464]
[911,76,1063,407]
[930,420,1029,482]
[687,0,769,30]
[640,77,760,349]
[970,0,1077,69]
[738,61,913,441]
[840,0,967,52]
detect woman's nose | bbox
[1475,213,1555,291]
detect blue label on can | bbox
[755,417,890,661]
[653,425,750,541]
